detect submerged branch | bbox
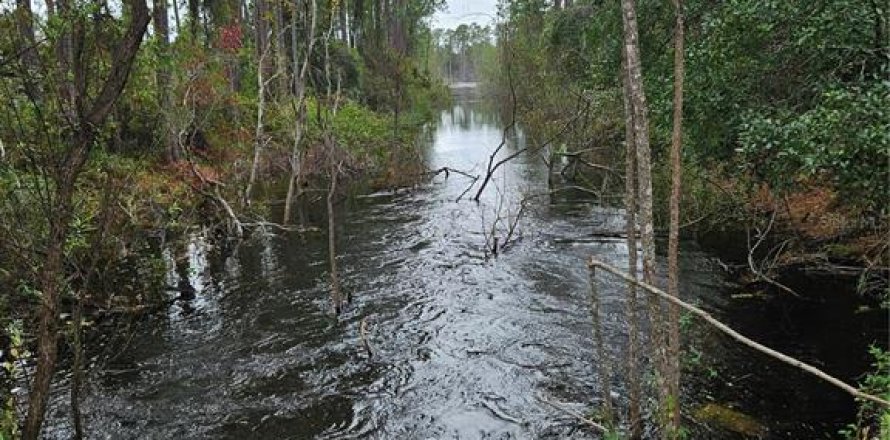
[587,257,890,409]
[537,393,608,433]
[747,210,802,298]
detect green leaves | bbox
[738,80,890,211]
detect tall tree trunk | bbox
[283,0,317,224]
[619,0,668,427]
[589,267,614,425]
[323,23,345,314]
[172,0,181,35]
[339,0,349,44]
[351,0,362,48]
[23,215,67,440]
[620,42,643,439]
[327,158,342,313]
[21,1,151,436]
[667,0,686,433]
[188,0,199,40]
[390,0,406,55]
[254,0,273,98]
[154,0,178,162]
[245,36,269,206]
[273,0,288,95]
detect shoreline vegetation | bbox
[1,0,888,438]
[471,0,888,436]
[0,0,449,436]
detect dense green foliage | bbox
[496,0,889,213]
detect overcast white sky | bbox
[432,0,499,29]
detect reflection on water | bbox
[43,88,887,439]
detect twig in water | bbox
[424,166,478,180]
[537,393,608,433]
[746,210,801,298]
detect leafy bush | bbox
[738,81,889,212]
[842,346,890,439]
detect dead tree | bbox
[620,41,643,439]
[282,0,318,224]
[244,28,273,206]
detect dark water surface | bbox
[45,89,887,439]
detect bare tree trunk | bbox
[245,38,269,206]
[188,0,199,40]
[589,267,614,425]
[172,0,181,35]
[327,159,343,314]
[339,0,349,44]
[619,0,669,427]
[620,42,643,440]
[154,0,178,162]
[24,222,66,440]
[254,0,272,94]
[666,0,686,433]
[273,0,288,95]
[283,0,317,224]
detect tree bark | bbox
[620,41,643,439]
[188,0,199,40]
[588,267,614,425]
[619,0,669,428]
[22,1,151,437]
[327,159,343,314]
[254,0,272,95]
[283,0,317,224]
[245,36,269,206]
[273,0,288,95]
[154,0,178,162]
[340,0,349,44]
[172,0,181,35]
[667,0,686,433]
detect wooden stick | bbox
[360,317,372,358]
[537,393,608,433]
[587,257,890,408]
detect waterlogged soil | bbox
[41,88,888,439]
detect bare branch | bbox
[588,258,890,408]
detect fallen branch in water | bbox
[186,153,244,238]
[747,210,802,298]
[240,220,318,233]
[424,166,479,181]
[537,393,608,433]
[587,257,890,408]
